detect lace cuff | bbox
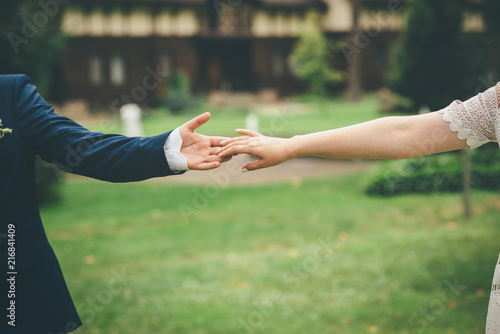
[437,83,500,150]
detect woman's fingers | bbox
[210,136,230,147]
[218,138,251,157]
[220,136,249,146]
[235,129,261,137]
[191,153,232,170]
[218,143,253,158]
[210,147,223,155]
[220,129,262,146]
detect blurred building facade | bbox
[59,0,482,106]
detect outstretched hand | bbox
[217,129,291,172]
[179,112,231,170]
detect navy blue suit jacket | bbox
[0,75,178,333]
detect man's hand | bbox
[178,112,231,170]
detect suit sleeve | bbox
[12,75,178,182]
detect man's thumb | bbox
[182,112,211,132]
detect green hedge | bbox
[469,147,500,190]
[363,147,500,196]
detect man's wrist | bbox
[164,128,189,173]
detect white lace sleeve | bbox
[437,83,500,150]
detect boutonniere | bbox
[0,119,13,139]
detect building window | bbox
[110,53,126,86]
[272,52,286,77]
[89,54,105,85]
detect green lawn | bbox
[85,95,382,138]
[41,172,500,334]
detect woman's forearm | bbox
[218,112,469,172]
[286,113,468,160]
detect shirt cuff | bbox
[164,128,189,173]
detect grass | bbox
[84,95,382,138]
[48,95,497,333]
[40,172,500,334]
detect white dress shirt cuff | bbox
[164,128,189,173]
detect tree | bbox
[388,0,469,111]
[482,0,500,36]
[0,1,67,205]
[289,12,342,97]
[0,1,67,98]
[346,0,363,102]
[387,0,477,217]
[482,0,500,78]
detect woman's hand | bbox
[218,129,293,172]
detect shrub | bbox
[35,156,62,205]
[471,146,500,190]
[158,72,193,114]
[363,148,500,196]
[160,71,192,114]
